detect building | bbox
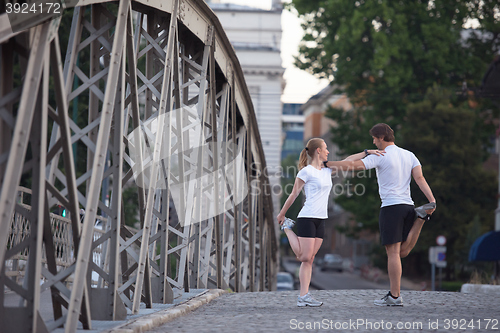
[281,103,304,162]
[207,0,285,219]
[301,85,350,159]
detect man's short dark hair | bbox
[369,123,395,142]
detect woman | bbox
[277,138,383,307]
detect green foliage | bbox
[401,87,496,276]
[292,0,499,105]
[440,281,463,292]
[290,0,499,277]
[291,0,500,149]
[122,186,140,227]
[336,178,380,233]
[280,154,303,220]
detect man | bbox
[325,123,436,306]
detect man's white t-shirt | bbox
[361,144,421,208]
[296,165,333,218]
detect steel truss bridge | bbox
[0,0,278,331]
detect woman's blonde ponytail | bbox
[298,138,324,170]
[298,148,309,170]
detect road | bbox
[147,289,500,333]
[312,268,392,290]
[282,257,392,291]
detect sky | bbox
[217,0,330,104]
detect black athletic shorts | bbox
[379,204,416,245]
[296,218,326,239]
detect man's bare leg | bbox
[401,204,436,257]
[400,218,425,258]
[386,242,402,297]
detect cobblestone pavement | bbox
[148,289,499,333]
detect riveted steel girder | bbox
[0,1,277,332]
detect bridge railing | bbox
[6,187,109,286]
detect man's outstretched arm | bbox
[412,166,436,213]
[325,149,384,170]
[343,149,385,161]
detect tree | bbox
[280,154,303,220]
[290,0,500,154]
[401,87,497,279]
[289,0,500,277]
[289,0,499,232]
[291,0,499,108]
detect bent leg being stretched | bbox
[284,228,302,259]
[400,218,425,258]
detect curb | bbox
[103,289,227,333]
[461,283,500,294]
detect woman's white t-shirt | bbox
[296,165,333,219]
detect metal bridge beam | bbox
[0,0,278,331]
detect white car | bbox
[277,272,295,291]
[320,254,343,272]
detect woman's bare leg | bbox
[297,237,315,296]
[284,228,302,259]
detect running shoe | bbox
[415,202,436,220]
[280,217,295,231]
[297,293,323,307]
[374,291,403,306]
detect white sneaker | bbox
[297,293,323,307]
[415,202,436,219]
[281,217,295,231]
[374,291,403,306]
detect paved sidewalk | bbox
[147,290,499,333]
[4,288,223,332]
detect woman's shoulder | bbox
[297,165,311,176]
[299,165,313,172]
